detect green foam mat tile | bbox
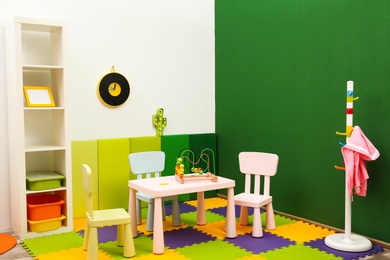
[21,232,84,256]
[176,239,252,260]
[180,210,226,227]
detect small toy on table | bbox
[175,148,218,184]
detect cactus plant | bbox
[152,108,167,136]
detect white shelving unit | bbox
[5,17,73,239]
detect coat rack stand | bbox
[324,81,372,252]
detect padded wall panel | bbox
[161,134,190,201]
[189,133,218,199]
[129,136,161,180]
[98,138,130,210]
[71,140,98,218]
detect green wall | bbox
[215,0,390,243]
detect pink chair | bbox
[234,152,279,237]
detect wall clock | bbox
[97,67,130,107]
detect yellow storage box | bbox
[27,215,66,232]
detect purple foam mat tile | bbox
[148,226,216,249]
[224,231,295,254]
[305,238,384,260]
[209,205,262,217]
[78,225,143,244]
[165,202,197,216]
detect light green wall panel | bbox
[98,138,130,210]
[71,140,98,218]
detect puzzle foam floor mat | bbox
[21,197,383,259]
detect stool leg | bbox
[83,221,90,250]
[252,207,263,238]
[239,206,249,226]
[265,203,276,230]
[162,200,166,220]
[117,224,124,246]
[146,202,154,231]
[171,198,182,227]
[87,226,99,260]
[123,223,136,257]
[136,199,142,225]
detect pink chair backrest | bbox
[239,152,279,176]
[238,152,279,196]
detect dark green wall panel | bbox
[161,134,190,201]
[188,133,218,199]
[216,0,390,242]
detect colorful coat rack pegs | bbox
[325,81,372,252]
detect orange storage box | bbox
[27,215,66,232]
[27,194,64,221]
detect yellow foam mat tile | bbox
[132,249,190,259]
[193,220,227,239]
[268,220,336,243]
[237,255,268,260]
[33,247,112,260]
[184,197,228,209]
[194,219,254,239]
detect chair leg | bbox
[82,221,90,250]
[87,226,99,260]
[123,223,136,257]
[162,200,166,220]
[252,207,263,238]
[171,198,182,227]
[136,199,142,225]
[265,203,276,230]
[146,202,154,231]
[239,206,249,226]
[117,224,124,246]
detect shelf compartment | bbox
[24,109,65,147]
[25,150,66,178]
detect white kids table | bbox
[128,175,236,254]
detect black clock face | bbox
[97,72,130,107]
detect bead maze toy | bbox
[175,148,218,184]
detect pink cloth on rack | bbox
[341,126,380,196]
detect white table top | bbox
[128,175,235,197]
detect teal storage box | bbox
[26,172,64,191]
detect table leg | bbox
[225,187,237,238]
[197,191,206,225]
[153,197,164,254]
[129,188,138,237]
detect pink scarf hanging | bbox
[341,126,380,196]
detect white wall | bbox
[0,0,215,232]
